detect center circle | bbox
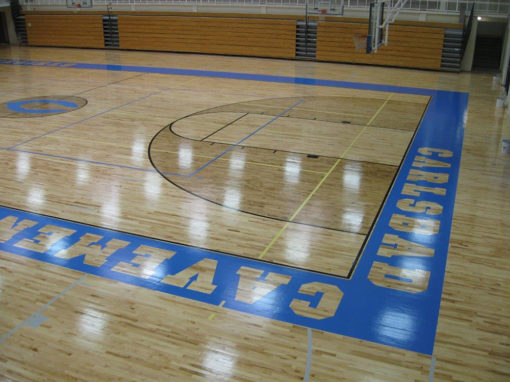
[0,95,87,118]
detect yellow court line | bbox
[367,94,393,126]
[258,158,342,260]
[289,159,342,221]
[208,300,226,320]
[258,159,341,259]
[257,93,393,259]
[257,222,290,259]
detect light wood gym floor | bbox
[0,46,508,381]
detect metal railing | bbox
[18,0,510,16]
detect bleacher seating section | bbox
[26,14,104,48]
[22,11,462,70]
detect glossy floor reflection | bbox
[0,46,508,382]
[150,95,425,275]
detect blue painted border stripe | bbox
[0,59,465,97]
[0,58,469,355]
[74,62,439,95]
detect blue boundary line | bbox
[0,58,469,355]
[72,62,439,96]
[0,59,456,97]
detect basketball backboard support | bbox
[367,0,409,53]
[310,0,345,16]
[66,0,93,8]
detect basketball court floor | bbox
[0,46,508,381]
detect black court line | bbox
[150,119,400,237]
[1,88,428,279]
[200,113,249,141]
[168,96,417,162]
[148,158,369,236]
[148,95,430,278]
[247,111,421,132]
[0,203,356,280]
[346,95,432,278]
[3,95,427,281]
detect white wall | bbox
[500,18,510,86]
[461,18,477,71]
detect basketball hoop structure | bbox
[307,0,345,17]
[353,34,368,52]
[66,0,93,9]
[367,0,409,54]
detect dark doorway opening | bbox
[0,13,8,44]
[473,21,506,71]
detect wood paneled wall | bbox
[118,16,296,59]
[317,21,444,69]
[25,15,104,48]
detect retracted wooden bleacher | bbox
[117,16,296,59]
[21,11,461,70]
[25,14,104,48]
